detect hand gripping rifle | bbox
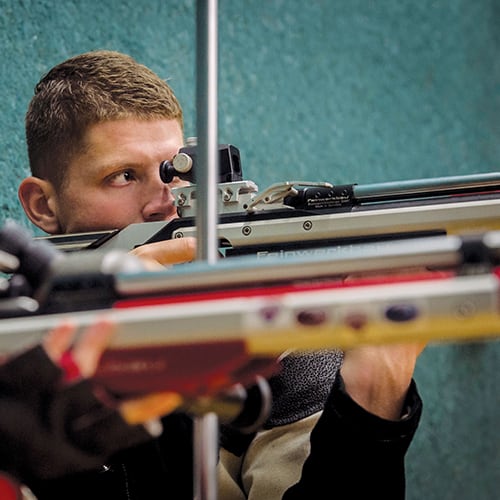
[0,220,274,432]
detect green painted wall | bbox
[0,1,498,498]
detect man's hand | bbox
[130,237,196,269]
[42,319,116,378]
[43,320,183,423]
[340,342,426,420]
[339,269,430,420]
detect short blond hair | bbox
[26,50,183,187]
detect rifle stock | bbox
[2,223,500,398]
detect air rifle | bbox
[37,144,500,256]
[1,221,500,402]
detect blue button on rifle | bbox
[385,304,419,322]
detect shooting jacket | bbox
[24,349,422,500]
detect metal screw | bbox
[223,189,233,202]
[177,193,187,206]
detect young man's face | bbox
[52,118,185,233]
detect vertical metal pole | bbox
[193,1,219,499]
[196,0,219,265]
[193,412,219,500]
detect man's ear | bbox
[18,176,62,234]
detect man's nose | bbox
[142,180,178,222]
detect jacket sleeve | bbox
[282,373,423,500]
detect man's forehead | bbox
[68,118,184,176]
[84,118,183,146]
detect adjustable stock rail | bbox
[38,171,500,256]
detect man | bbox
[18,50,423,499]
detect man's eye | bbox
[108,170,136,186]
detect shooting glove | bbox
[0,344,151,486]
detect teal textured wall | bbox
[0,1,499,498]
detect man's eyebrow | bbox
[97,161,140,173]
[81,147,141,169]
